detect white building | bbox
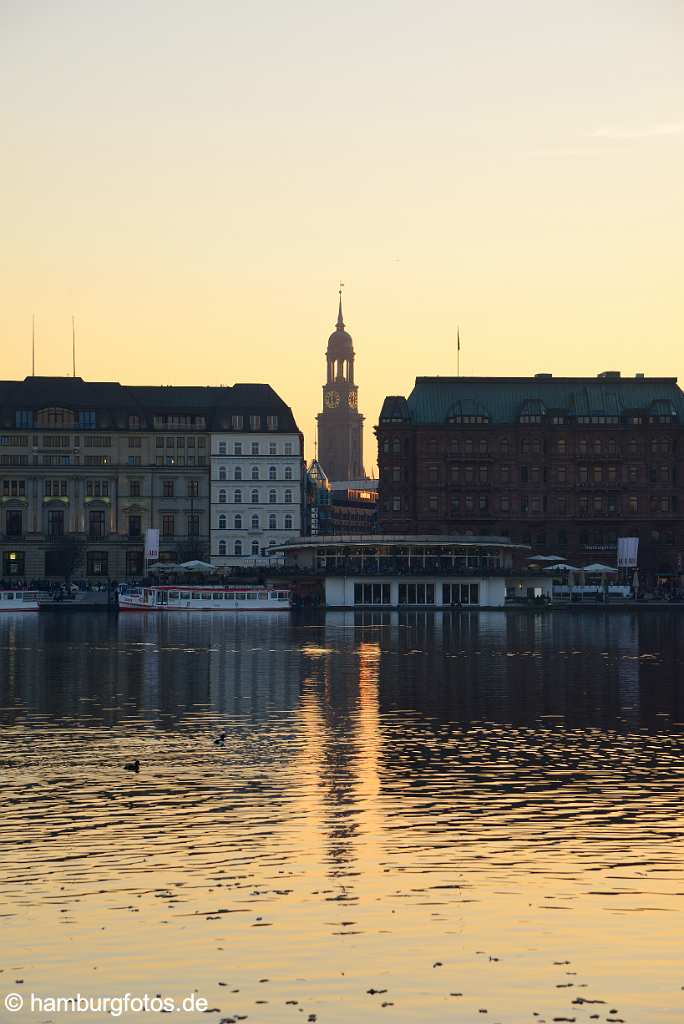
[210,393,304,567]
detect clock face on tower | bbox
[324,390,341,409]
[347,392,357,408]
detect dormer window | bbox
[36,407,76,428]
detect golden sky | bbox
[2,1,683,473]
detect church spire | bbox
[336,283,344,330]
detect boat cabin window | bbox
[258,592,268,600]
[236,593,246,600]
[212,592,223,600]
[192,592,202,600]
[180,592,191,599]
[4,593,14,601]
[169,591,179,600]
[201,592,211,600]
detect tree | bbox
[47,535,86,584]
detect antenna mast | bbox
[32,315,35,375]
[72,316,76,376]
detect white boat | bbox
[0,590,40,611]
[118,583,292,611]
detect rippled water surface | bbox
[1,609,684,1023]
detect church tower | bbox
[316,292,365,481]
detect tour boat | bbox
[117,583,292,611]
[0,590,40,611]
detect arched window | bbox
[251,466,259,480]
[268,514,277,529]
[269,489,276,504]
[251,488,259,504]
[218,441,226,455]
[218,489,226,504]
[251,514,259,529]
[284,466,293,480]
[218,540,226,555]
[234,513,242,530]
[218,514,226,530]
[234,466,242,481]
[36,407,76,428]
[234,540,242,556]
[284,514,293,530]
[251,540,259,556]
[284,489,292,504]
[219,466,227,481]
[234,489,242,503]
[268,466,276,480]
[392,439,400,454]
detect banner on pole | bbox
[144,528,160,562]
[617,537,639,568]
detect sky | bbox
[2,0,683,473]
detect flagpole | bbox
[32,315,35,375]
[457,327,461,377]
[72,316,76,376]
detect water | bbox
[1,609,683,1023]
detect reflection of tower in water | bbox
[292,637,383,878]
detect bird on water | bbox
[214,731,227,746]
[124,759,140,772]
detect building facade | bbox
[316,294,365,481]
[210,385,304,567]
[0,377,302,579]
[377,372,684,580]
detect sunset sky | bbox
[2,1,683,472]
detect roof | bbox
[0,377,300,432]
[271,534,530,551]
[379,374,684,425]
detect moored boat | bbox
[118,583,291,611]
[0,590,40,611]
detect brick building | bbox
[377,372,684,580]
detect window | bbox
[219,466,227,481]
[268,514,277,529]
[83,435,111,447]
[162,514,175,537]
[353,583,391,605]
[251,514,259,529]
[557,497,567,515]
[267,415,278,430]
[500,465,511,484]
[284,489,292,504]
[218,489,226,504]
[234,540,243,556]
[251,540,259,555]
[16,411,33,428]
[36,407,74,428]
[218,540,226,556]
[250,415,260,430]
[607,465,618,483]
[42,435,70,448]
[442,583,479,605]
[46,480,68,497]
[284,514,293,529]
[177,437,185,449]
[478,495,488,511]
[6,510,22,537]
[128,437,141,448]
[234,466,242,480]
[219,441,226,455]
[500,495,510,512]
[234,514,242,529]
[628,496,638,513]
[251,442,259,455]
[187,479,199,498]
[251,488,259,504]
[592,465,603,483]
[392,496,401,512]
[128,514,142,538]
[87,551,108,576]
[556,439,567,454]
[85,480,109,497]
[398,583,436,605]
[578,465,588,483]
[126,551,144,576]
[0,435,28,447]
[89,510,106,539]
[393,467,402,483]
[2,480,26,497]
[166,437,175,448]
[269,489,276,504]
[47,509,64,536]
[284,466,293,480]
[251,465,259,480]
[234,489,242,503]
[79,411,96,429]
[187,514,199,536]
[128,456,141,466]
[284,442,293,455]
[156,437,164,448]
[269,442,277,455]
[83,456,108,466]
[428,495,439,511]
[234,442,242,455]
[269,466,277,480]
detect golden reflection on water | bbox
[1,610,684,1023]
